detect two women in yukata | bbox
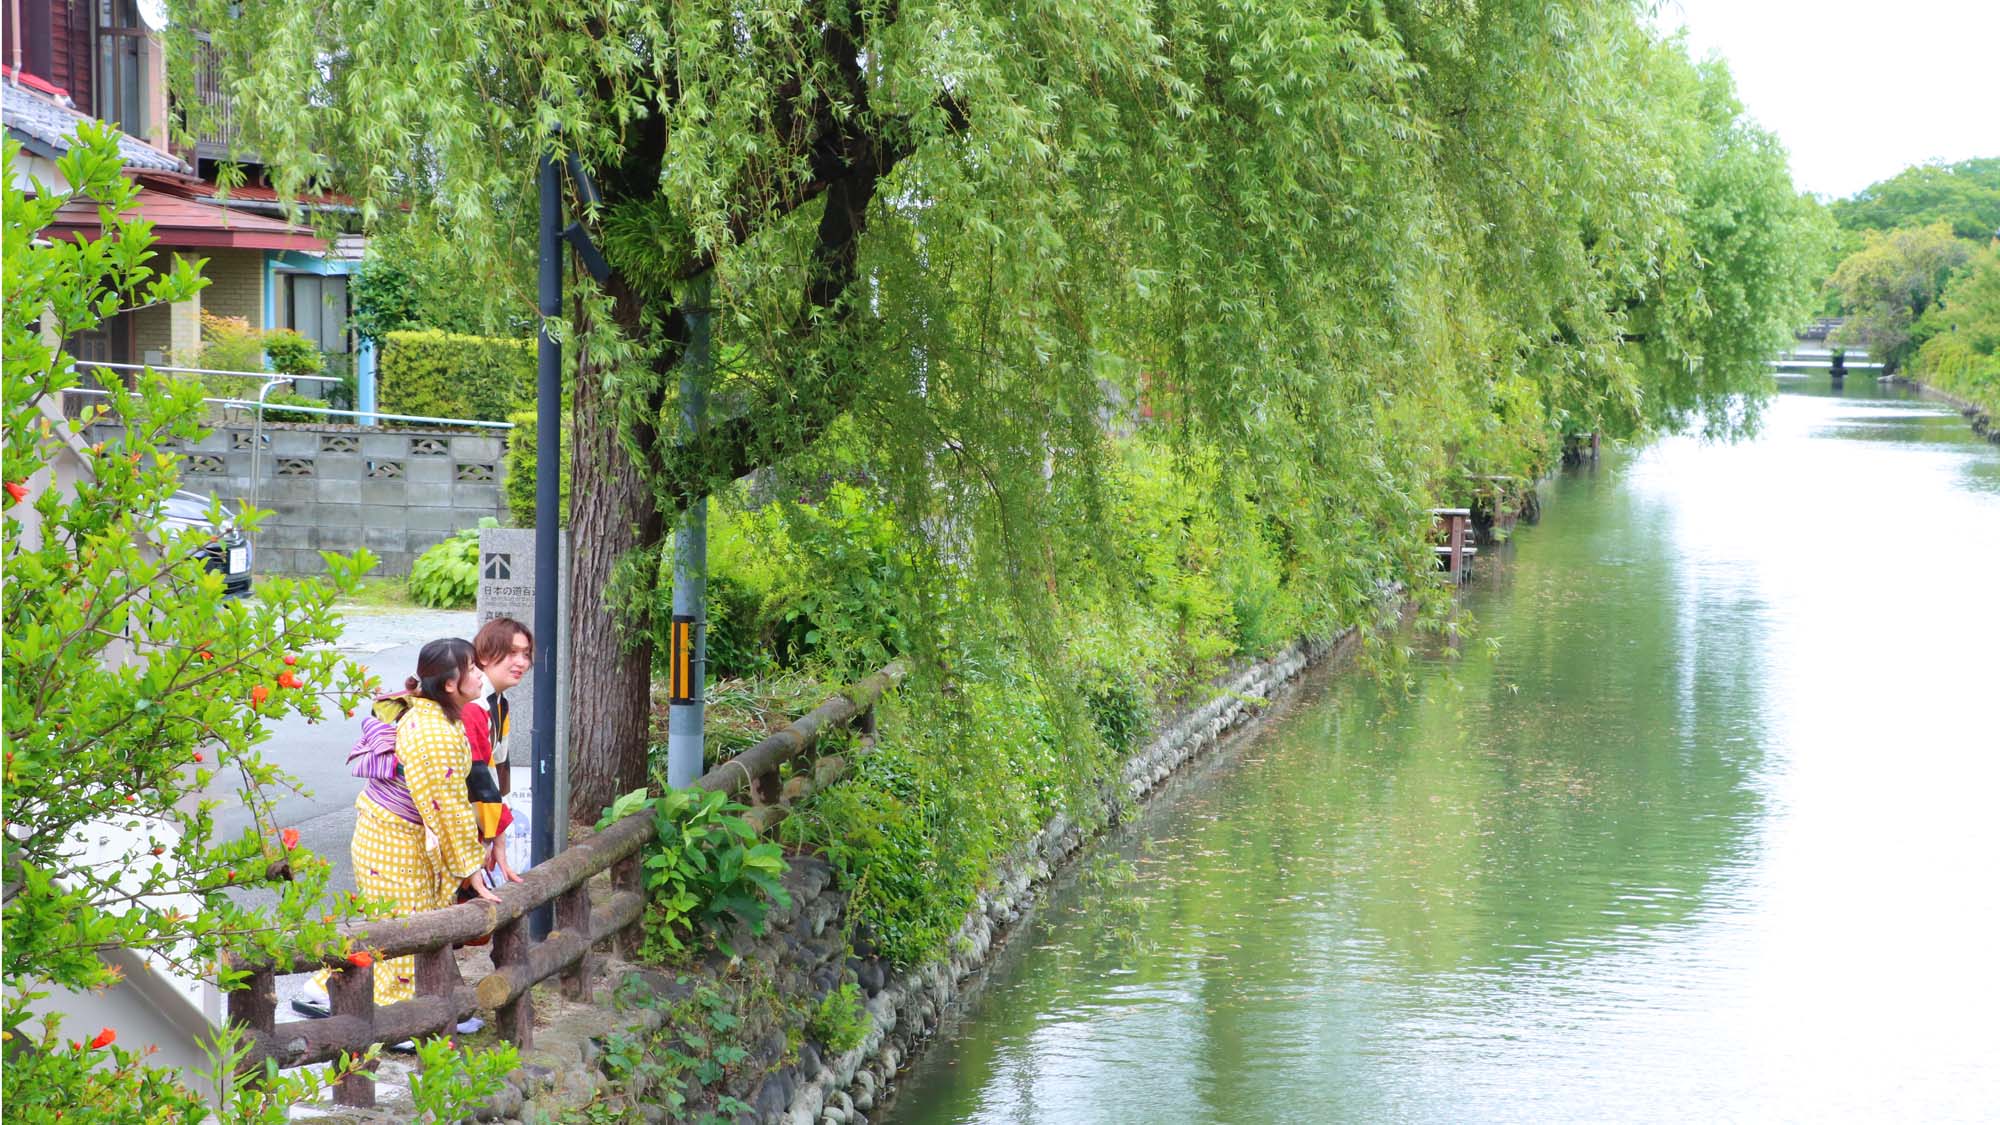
[298,618,535,1015]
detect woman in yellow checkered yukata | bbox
[309,638,501,1009]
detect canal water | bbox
[886,376,2000,1124]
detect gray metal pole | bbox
[530,147,561,939]
[665,272,711,787]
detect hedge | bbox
[505,409,571,527]
[378,330,533,423]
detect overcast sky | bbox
[1653,0,2000,200]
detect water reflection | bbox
[888,376,2000,1124]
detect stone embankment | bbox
[1892,376,2000,443]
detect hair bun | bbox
[405,675,421,693]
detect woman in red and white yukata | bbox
[463,616,534,884]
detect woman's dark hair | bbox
[405,637,476,724]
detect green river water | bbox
[885,376,2000,1123]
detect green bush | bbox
[597,786,791,960]
[703,571,770,680]
[504,408,570,526]
[754,485,916,676]
[260,390,327,425]
[408,521,493,608]
[1081,664,1153,754]
[262,329,324,376]
[806,983,870,1054]
[378,330,532,423]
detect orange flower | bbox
[347,951,373,969]
[192,752,204,764]
[280,828,300,850]
[198,650,214,662]
[250,684,269,708]
[88,1028,115,1049]
[3,481,25,504]
[277,671,301,690]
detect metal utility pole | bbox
[530,147,561,939]
[665,272,711,787]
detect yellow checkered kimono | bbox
[337,696,485,1006]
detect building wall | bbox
[131,302,172,365]
[85,420,514,577]
[201,249,266,330]
[53,1,91,111]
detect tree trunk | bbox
[564,307,666,826]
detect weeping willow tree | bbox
[172,0,1823,818]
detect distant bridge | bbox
[1773,321,1884,372]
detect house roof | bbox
[43,185,328,251]
[2,78,189,176]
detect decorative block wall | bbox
[93,419,511,578]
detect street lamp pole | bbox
[665,272,710,787]
[530,146,561,940]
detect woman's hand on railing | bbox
[462,870,503,904]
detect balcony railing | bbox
[181,38,243,162]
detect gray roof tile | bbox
[3,80,189,175]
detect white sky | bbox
[1652,0,2000,199]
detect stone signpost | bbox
[477,527,570,866]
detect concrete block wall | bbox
[93,419,511,578]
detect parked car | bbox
[161,491,252,598]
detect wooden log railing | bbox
[225,661,905,1108]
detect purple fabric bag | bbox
[346,714,401,781]
[348,703,422,825]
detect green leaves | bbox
[598,786,654,829]
[408,522,490,608]
[623,786,792,961]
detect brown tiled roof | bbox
[44,185,327,251]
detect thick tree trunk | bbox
[564,316,666,827]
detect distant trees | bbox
[1829,157,2000,242]
[1818,154,2000,408]
[1828,222,1976,367]
[1910,245,2000,410]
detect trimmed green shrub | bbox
[263,328,325,376]
[378,330,532,423]
[504,408,570,526]
[261,390,327,425]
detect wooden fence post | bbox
[327,963,377,1108]
[226,969,276,1039]
[612,855,644,960]
[415,946,463,1016]
[556,884,593,1001]
[490,918,534,1049]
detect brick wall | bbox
[202,249,267,330]
[89,419,512,578]
[132,302,172,364]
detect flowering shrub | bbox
[0,130,501,1122]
